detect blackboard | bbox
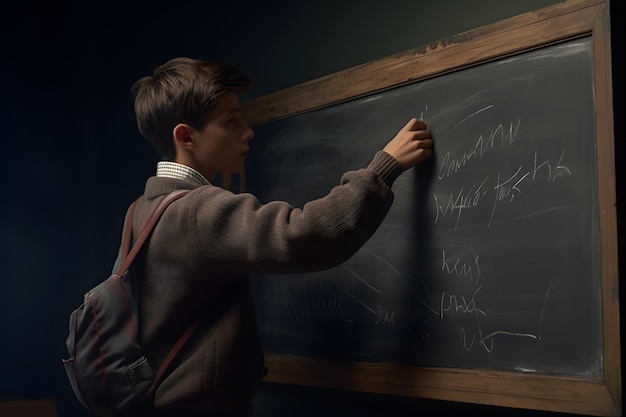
[241,1,619,415]
[249,36,601,376]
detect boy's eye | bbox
[227,117,240,127]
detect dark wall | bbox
[0,1,621,416]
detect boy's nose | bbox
[243,124,255,142]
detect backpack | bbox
[63,189,199,417]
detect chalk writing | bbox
[373,305,432,340]
[488,165,529,226]
[437,277,553,353]
[433,177,489,230]
[488,150,572,226]
[441,247,484,285]
[374,305,397,327]
[440,287,486,320]
[434,148,572,229]
[306,293,354,334]
[438,118,521,180]
[532,150,572,182]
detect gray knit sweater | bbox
[130,150,402,415]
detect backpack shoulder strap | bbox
[116,189,190,275]
[152,320,202,390]
[116,190,189,276]
[116,189,198,390]
[119,199,138,264]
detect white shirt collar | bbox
[156,161,211,186]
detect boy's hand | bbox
[383,118,433,170]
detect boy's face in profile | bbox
[187,92,255,178]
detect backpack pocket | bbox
[124,356,154,387]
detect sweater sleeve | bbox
[193,151,403,274]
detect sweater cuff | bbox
[367,151,403,188]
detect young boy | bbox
[129,57,433,416]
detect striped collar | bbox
[156,161,211,186]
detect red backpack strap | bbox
[116,189,190,275]
[120,200,138,262]
[116,189,199,390]
[152,320,202,390]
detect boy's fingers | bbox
[412,130,431,140]
[403,118,427,131]
[417,139,434,149]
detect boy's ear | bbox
[173,123,194,150]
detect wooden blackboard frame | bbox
[241,0,620,415]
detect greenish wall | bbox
[234,0,563,99]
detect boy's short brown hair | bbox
[131,57,251,160]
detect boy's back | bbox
[127,57,432,416]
